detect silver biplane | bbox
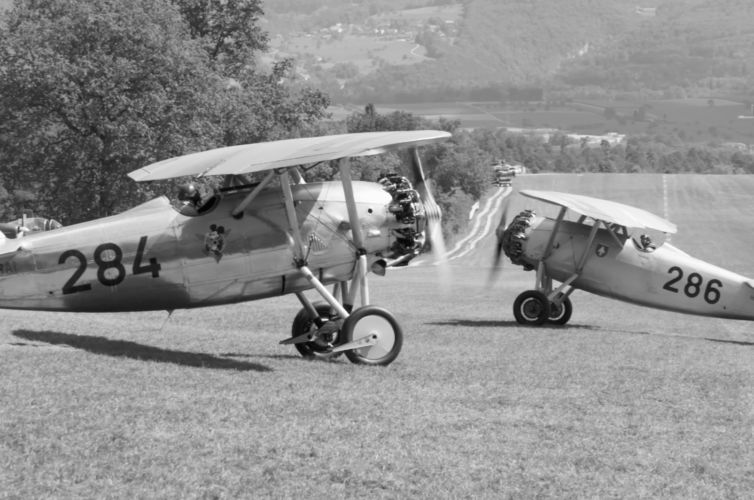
[494,190,754,325]
[0,130,452,365]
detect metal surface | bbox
[128,130,452,181]
[520,189,677,234]
[0,181,399,312]
[507,215,754,321]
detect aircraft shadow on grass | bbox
[704,337,754,347]
[428,321,753,347]
[427,319,598,330]
[12,330,272,372]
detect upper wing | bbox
[520,189,677,234]
[128,130,452,182]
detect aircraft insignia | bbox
[595,244,609,258]
[204,224,228,262]
[307,233,329,254]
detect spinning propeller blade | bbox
[409,148,451,290]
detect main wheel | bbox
[548,297,573,325]
[291,303,341,359]
[513,290,549,325]
[342,306,403,366]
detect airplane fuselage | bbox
[0,181,401,312]
[507,215,754,321]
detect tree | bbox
[0,0,329,223]
[0,0,219,222]
[346,104,430,133]
[172,0,267,75]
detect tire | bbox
[342,306,403,366]
[513,290,549,325]
[291,303,341,359]
[548,297,573,325]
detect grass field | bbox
[2,174,753,498]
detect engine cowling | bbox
[502,210,542,271]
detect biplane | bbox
[0,130,452,365]
[493,189,754,325]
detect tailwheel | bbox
[291,303,342,359]
[513,290,549,325]
[548,297,573,325]
[341,306,403,366]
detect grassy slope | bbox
[1,174,753,498]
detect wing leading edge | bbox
[128,130,452,182]
[520,189,677,234]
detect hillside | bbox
[262,0,754,103]
[4,0,753,102]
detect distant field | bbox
[1,174,753,497]
[373,99,754,142]
[268,3,461,75]
[272,35,428,74]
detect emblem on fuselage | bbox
[595,244,609,258]
[307,232,329,254]
[204,224,228,262]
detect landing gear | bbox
[290,303,342,359]
[513,291,573,326]
[513,290,550,325]
[289,304,402,366]
[342,306,403,366]
[548,296,572,325]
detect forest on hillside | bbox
[262,0,754,104]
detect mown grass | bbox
[2,174,754,498]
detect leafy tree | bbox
[0,0,219,222]
[0,0,329,223]
[346,104,430,133]
[172,0,267,75]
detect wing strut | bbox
[279,169,306,265]
[543,206,567,260]
[576,222,600,273]
[231,171,275,218]
[338,158,370,306]
[540,216,602,307]
[277,168,352,319]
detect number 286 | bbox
[662,266,722,304]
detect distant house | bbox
[635,7,657,17]
[567,132,625,147]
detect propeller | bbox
[409,148,451,290]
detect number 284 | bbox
[58,236,161,295]
[662,266,722,304]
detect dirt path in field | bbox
[444,185,510,263]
